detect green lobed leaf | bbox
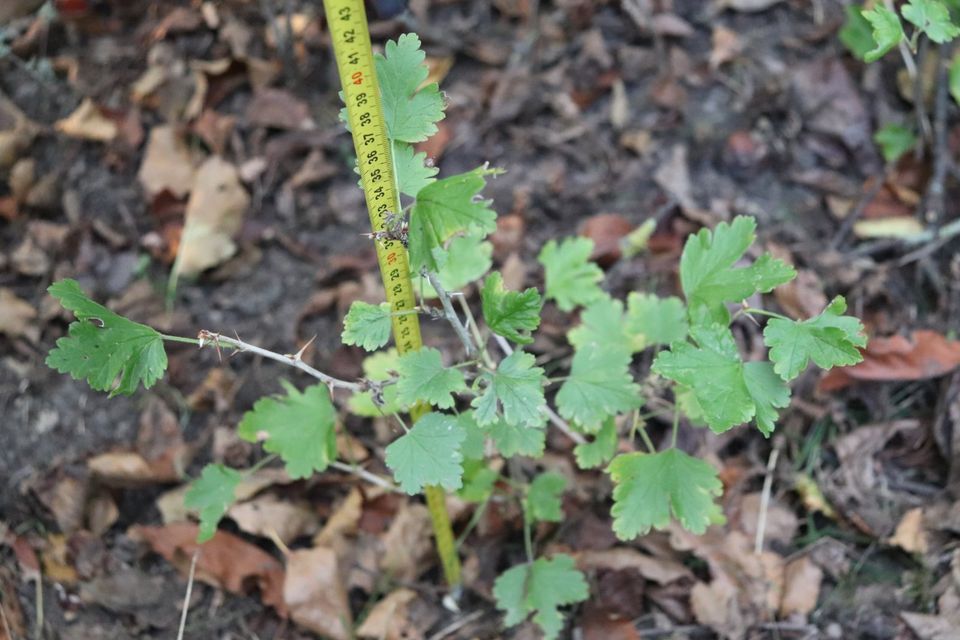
[625,292,689,348]
[607,448,725,539]
[902,0,960,43]
[556,347,642,431]
[395,346,466,409]
[472,350,547,428]
[480,271,542,345]
[538,237,605,312]
[679,217,795,323]
[408,167,499,273]
[743,361,790,438]
[238,381,337,479]
[385,412,465,494]
[489,419,546,457]
[394,141,438,197]
[184,464,242,543]
[527,472,566,523]
[375,33,445,143]
[840,5,878,60]
[763,296,867,381]
[46,279,167,397]
[573,418,619,469]
[862,6,905,61]
[458,411,488,460]
[417,231,492,298]
[567,296,634,352]
[874,123,917,164]
[459,459,499,502]
[493,554,589,640]
[341,301,392,351]
[348,349,404,416]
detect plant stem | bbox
[454,294,496,368]
[670,404,680,449]
[741,307,790,321]
[424,483,461,586]
[330,460,403,493]
[522,507,534,565]
[637,421,657,454]
[424,271,476,358]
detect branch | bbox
[192,330,363,392]
[330,461,403,494]
[423,271,476,358]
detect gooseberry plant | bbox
[46,34,867,639]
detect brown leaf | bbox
[900,612,960,640]
[577,548,693,585]
[138,125,197,198]
[314,488,363,547]
[820,331,960,391]
[853,216,925,239]
[245,88,314,130]
[33,467,88,534]
[41,533,78,585]
[579,214,633,267]
[773,269,827,320]
[710,26,742,69]
[129,522,286,615]
[284,546,352,640]
[380,502,433,581]
[779,556,822,617]
[0,288,38,342]
[55,98,117,142]
[887,507,930,554]
[355,588,419,640]
[735,493,799,548]
[228,495,319,544]
[79,567,180,628]
[173,156,249,277]
[0,92,39,169]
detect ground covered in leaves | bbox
[2,0,960,639]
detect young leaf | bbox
[652,324,754,433]
[394,141,438,197]
[489,419,546,457]
[840,5,878,61]
[538,237,605,312]
[395,347,466,409]
[527,472,566,523]
[862,6,905,61]
[375,33,445,143]
[902,0,960,43]
[625,292,689,348]
[184,464,242,543]
[556,348,642,431]
[341,301,392,351]
[567,296,633,352]
[348,349,404,416]
[385,412,465,494]
[874,123,916,164]
[417,232,492,298]
[742,362,790,437]
[472,350,547,428]
[459,459,499,502]
[493,554,589,640]
[46,279,167,396]
[238,381,337,479]
[480,272,542,345]
[679,217,795,323]
[608,449,725,539]
[458,411,488,460]
[763,296,867,381]
[573,418,618,469]
[408,167,499,272]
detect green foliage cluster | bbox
[46,33,867,639]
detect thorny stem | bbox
[455,293,496,369]
[424,271,476,358]
[491,334,587,445]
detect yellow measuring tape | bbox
[322,0,461,588]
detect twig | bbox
[426,610,486,640]
[0,599,14,640]
[186,330,363,392]
[176,550,199,640]
[330,460,403,494]
[830,173,887,249]
[454,293,496,368]
[491,334,586,445]
[423,271,476,358]
[919,42,952,227]
[754,446,780,555]
[33,573,41,640]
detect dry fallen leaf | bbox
[228,495,319,544]
[0,288,38,342]
[130,522,286,615]
[173,156,249,278]
[0,92,38,170]
[715,0,784,12]
[779,556,823,617]
[579,213,633,267]
[735,493,799,549]
[285,546,352,640]
[380,502,433,582]
[853,216,925,239]
[888,507,930,554]
[245,88,314,130]
[55,98,118,142]
[820,331,960,391]
[709,26,742,69]
[356,588,419,640]
[314,487,363,547]
[138,125,197,198]
[577,548,693,585]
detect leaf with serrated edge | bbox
[862,6,905,61]
[763,296,867,381]
[489,420,546,457]
[472,351,546,428]
[538,237,605,311]
[574,418,618,469]
[743,361,790,437]
[185,464,242,542]
[348,349,404,417]
[567,296,632,352]
[625,292,689,349]
[527,472,566,523]
[395,347,466,409]
[608,449,725,539]
[237,381,337,479]
[46,279,167,396]
[481,272,542,345]
[376,33,445,143]
[385,412,465,493]
[493,554,589,640]
[394,141,438,197]
[341,301,392,351]
[417,232,492,299]
[902,0,960,43]
[556,348,642,431]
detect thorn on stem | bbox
[285,335,317,362]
